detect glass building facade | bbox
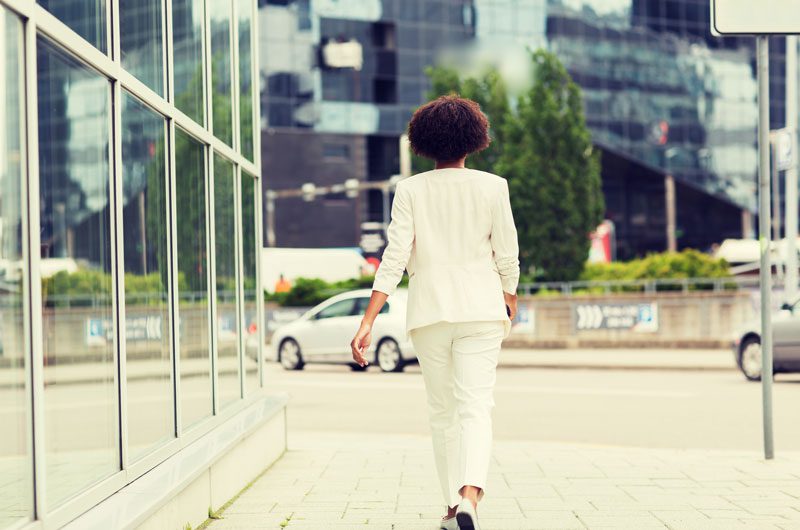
[258,0,766,255]
[546,0,758,213]
[1,0,262,527]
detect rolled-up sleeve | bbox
[372,182,414,296]
[490,179,520,295]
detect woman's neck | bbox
[435,158,466,170]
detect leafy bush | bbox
[43,269,193,307]
[266,274,409,307]
[579,249,730,291]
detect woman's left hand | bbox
[350,322,372,367]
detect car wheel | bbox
[376,338,404,373]
[279,338,304,370]
[739,336,762,381]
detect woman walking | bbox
[350,95,520,530]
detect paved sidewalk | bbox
[204,432,800,530]
[497,348,734,371]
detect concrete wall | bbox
[504,291,754,349]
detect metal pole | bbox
[265,192,276,247]
[757,35,775,460]
[665,174,677,252]
[772,141,784,283]
[786,35,799,303]
[772,142,782,243]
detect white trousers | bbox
[409,319,505,508]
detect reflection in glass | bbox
[0,10,31,528]
[238,0,254,160]
[120,0,164,95]
[210,0,233,146]
[37,37,117,508]
[240,175,258,393]
[38,0,107,53]
[214,156,239,406]
[175,129,213,429]
[121,93,173,460]
[547,5,758,211]
[173,0,205,124]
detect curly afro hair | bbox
[407,95,491,163]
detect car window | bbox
[314,299,356,319]
[354,297,389,315]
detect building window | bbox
[120,0,165,95]
[210,0,234,146]
[323,143,351,159]
[239,0,256,160]
[5,0,260,523]
[121,92,173,461]
[175,129,214,429]
[38,0,107,53]
[37,35,117,509]
[173,0,205,124]
[0,7,31,526]
[214,155,240,407]
[240,173,259,393]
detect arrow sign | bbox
[574,303,658,332]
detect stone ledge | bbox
[61,393,288,530]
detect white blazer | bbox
[372,167,521,340]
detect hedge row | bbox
[268,250,731,306]
[579,249,730,282]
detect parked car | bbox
[267,288,417,372]
[733,296,800,380]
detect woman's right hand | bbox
[503,291,517,321]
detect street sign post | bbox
[710,0,800,35]
[757,35,776,462]
[707,2,800,460]
[785,39,799,307]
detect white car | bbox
[732,296,800,381]
[267,288,417,372]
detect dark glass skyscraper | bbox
[259,0,769,257]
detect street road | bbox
[265,355,800,451]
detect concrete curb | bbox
[497,361,736,372]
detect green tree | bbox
[498,50,604,281]
[419,50,604,281]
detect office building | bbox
[259,0,768,260]
[2,1,286,529]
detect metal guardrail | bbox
[517,276,764,295]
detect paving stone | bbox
[204,432,800,530]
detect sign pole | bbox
[786,35,799,304]
[757,35,775,460]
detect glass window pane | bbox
[0,9,31,527]
[173,0,205,124]
[240,174,258,393]
[238,0,254,160]
[210,1,233,146]
[175,129,212,429]
[37,37,117,508]
[38,0,107,53]
[121,93,173,460]
[120,0,164,95]
[214,156,239,406]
